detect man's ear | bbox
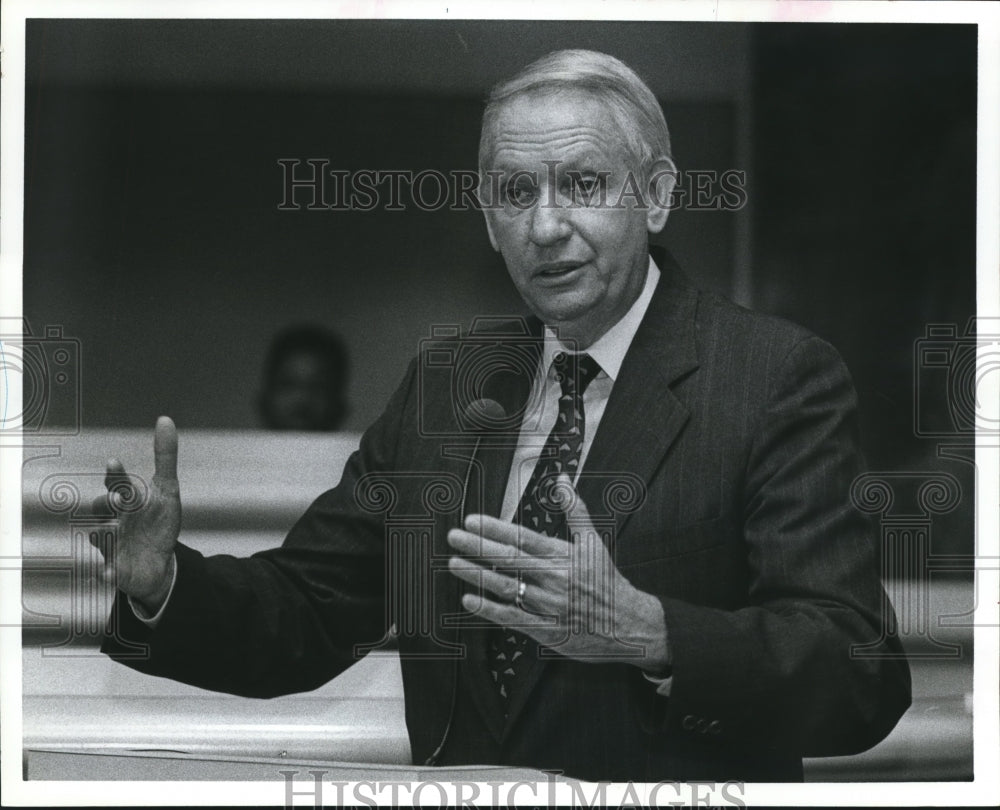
[645,157,677,235]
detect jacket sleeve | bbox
[656,335,912,755]
[101,358,420,698]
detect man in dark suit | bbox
[98,49,910,782]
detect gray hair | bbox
[478,49,673,178]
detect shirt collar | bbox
[542,254,661,382]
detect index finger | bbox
[153,416,178,481]
[464,513,566,557]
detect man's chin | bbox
[534,307,604,346]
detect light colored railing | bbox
[20,429,974,780]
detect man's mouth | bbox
[534,261,586,281]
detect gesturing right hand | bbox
[90,416,182,614]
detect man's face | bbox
[482,90,669,348]
[262,351,341,431]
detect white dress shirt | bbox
[500,256,660,519]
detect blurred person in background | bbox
[257,324,349,431]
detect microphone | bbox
[463,397,507,430]
[424,397,507,767]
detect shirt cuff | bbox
[126,553,178,628]
[642,670,674,697]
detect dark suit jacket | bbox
[104,253,911,782]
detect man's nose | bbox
[528,197,572,246]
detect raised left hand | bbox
[447,475,671,671]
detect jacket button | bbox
[708,720,722,735]
[682,714,698,731]
[696,718,709,733]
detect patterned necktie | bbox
[489,351,601,705]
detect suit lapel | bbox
[578,255,700,540]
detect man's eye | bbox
[569,174,605,202]
[505,181,538,208]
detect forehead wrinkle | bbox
[492,122,612,149]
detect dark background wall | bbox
[752,24,977,471]
[23,19,747,433]
[23,20,976,553]
[750,24,977,558]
